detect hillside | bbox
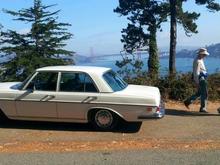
[177,43,220,58]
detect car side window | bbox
[26,72,58,91]
[60,72,98,92]
[84,74,98,92]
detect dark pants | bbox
[185,79,208,111]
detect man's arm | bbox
[193,60,200,84]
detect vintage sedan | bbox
[0,66,165,130]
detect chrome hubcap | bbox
[95,110,113,128]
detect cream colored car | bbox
[0,66,165,130]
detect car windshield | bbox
[103,70,128,92]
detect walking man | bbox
[184,48,209,113]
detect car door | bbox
[56,72,99,121]
[15,71,58,118]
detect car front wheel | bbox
[91,109,118,131]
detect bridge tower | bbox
[89,47,95,62]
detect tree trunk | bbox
[169,0,177,75]
[148,25,159,79]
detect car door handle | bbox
[46,95,55,101]
[40,95,55,101]
[82,96,97,103]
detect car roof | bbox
[36,65,111,75]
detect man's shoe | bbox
[199,109,208,113]
[184,100,190,109]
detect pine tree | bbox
[0,0,74,81]
[114,0,168,79]
[0,24,3,78]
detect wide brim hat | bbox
[197,48,209,56]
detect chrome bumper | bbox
[156,100,165,118]
[138,101,165,119]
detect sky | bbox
[0,0,220,56]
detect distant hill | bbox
[206,43,220,58]
[176,43,220,58]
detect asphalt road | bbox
[0,150,220,165]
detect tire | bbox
[91,109,118,131]
[0,110,8,123]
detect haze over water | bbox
[77,54,220,75]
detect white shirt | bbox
[193,57,207,84]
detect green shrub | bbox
[207,73,220,100]
[125,72,220,101]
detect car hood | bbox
[115,85,161,106]
[0,82,22,91]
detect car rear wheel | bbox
[91,109,118,131]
